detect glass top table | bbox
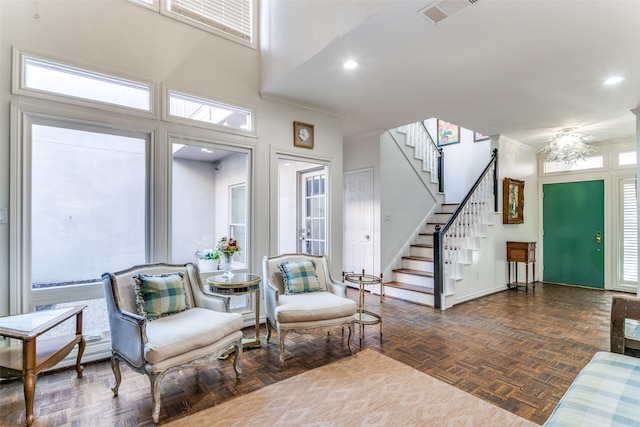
[343,271,384,347]
[207,273,262,351]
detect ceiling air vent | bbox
[418,0,478,25]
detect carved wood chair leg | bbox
[110,356,122,396]
[149,373,164,424]
[265,318,272,343]
[279,331,287,367]
[347,323,354,355]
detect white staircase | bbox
[383,121,497,308]
[384,203,457,306]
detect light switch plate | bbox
[0,207,7,224]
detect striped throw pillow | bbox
[278,260,322,294]
[133,273,189,321]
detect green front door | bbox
[542,180,604,288]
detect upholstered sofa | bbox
[262,253,357,367]
[544,295,640,426]
[102,262,244,423]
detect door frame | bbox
[541,180,605,288]
[343,167,374,277]
[269,147,333,258]
[537,172,614,290]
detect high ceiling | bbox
[261,0,640,148]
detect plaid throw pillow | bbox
[278,260,322,294]
[133,272,189,321]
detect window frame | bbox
[146,0,256,47]
[12,47,157,119]
[619,177,638,289]
[9,50,257,345]
[10,104,153,313]
[164,87,256,137]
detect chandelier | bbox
[538,128,596,164]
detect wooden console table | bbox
[506,241,536,292]
[0,305,86,426]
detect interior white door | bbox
[298,168,326,255]
[344,169,374,276]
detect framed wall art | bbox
[503,177,524,224]
[474,132,490,142]
[293,121,314,149]
[437,120,460,146]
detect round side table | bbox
[207,273,262,350]
[343,270,383,347]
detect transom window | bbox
[169,90,253,132]
[542,155,604,174]
[19,52,152,112]
[619,151,637,166]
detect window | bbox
[18,52,152,112]
[170,140,248,272]
[542,155,604,173]
[230,184,247,265]
[11,52,254,360]
[300,168,326,255]
[29,123,147,339]
[168,90,253,132]
[619,151,637,166]
[620,178,638,286]
[136,0,254,44]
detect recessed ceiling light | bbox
[343,60,358,70]
[603,76,624,85]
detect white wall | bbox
[379,131,436,275]
[448,135,538,307]
[424,118,492,203]
[172,158,217,262]
[0,0,345,316]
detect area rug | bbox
[165,349,537,426]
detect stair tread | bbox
[403,255,434,262]
[385,281,434,294]
[393,268,434,277]
[410,243,433,248]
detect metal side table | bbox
[343,270,383,347]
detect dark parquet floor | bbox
[0,283,625,426]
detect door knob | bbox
[364,235,370,241]
[596,231,601,244]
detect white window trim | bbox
[162,85,257,138]
[618,176,638,292]
[12,47,158,119]
[159,0,256,48]
[131,0,256,47]
[9,103,154,313]
[129,0,159,12]
[538,152,609,176]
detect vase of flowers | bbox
[215,236,240,280]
